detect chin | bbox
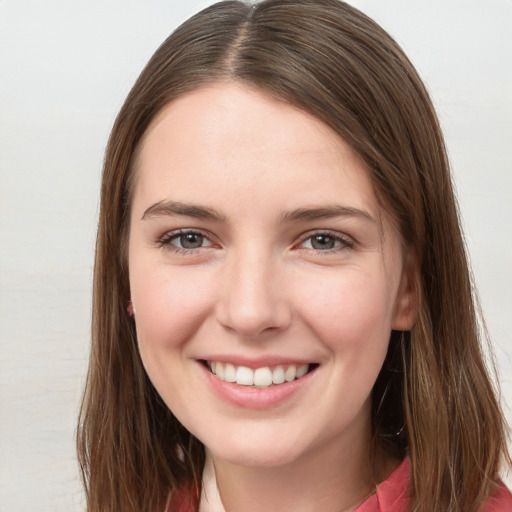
[202,431,305,469]
[210,446,299,468]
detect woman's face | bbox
[128,83,415,468]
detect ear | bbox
[392,258,418,331]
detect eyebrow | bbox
[141,200,375,224]
[280,205,375,223]
[141,201,226,221]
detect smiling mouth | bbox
[204,361,319,388]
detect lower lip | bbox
[199,363,316,410]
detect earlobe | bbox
[392,263,418,331]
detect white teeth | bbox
[285,365,297,382]
[272,365,285,384]
[235,366,254,386]
[224,363,236,383]
[296,364,308,378]
[208,362,311,387]
[253,367,273,387]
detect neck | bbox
[200,424,394,512]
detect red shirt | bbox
[167,458,512,511]
[354,458,512,511]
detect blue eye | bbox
[300,232,353,251]
[160,230,213,250]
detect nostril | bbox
[216,303,293,339]
[215,272,292,338]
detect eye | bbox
[299,232,354,251]
[159,230,213,251]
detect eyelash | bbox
[156,229,355,254]
[157,229,215,254]
[296,230,355,253]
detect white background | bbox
[1,1,510,510]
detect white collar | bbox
[199,452,226,512]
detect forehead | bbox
[138,83,346,171]
[132,83,380,217]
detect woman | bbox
[77,1,512,511]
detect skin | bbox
[128,83,416,512]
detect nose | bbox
[216,249,292,339]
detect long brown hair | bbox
[77,1,510,510]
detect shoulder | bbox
[374,457,409,512]
[355,458,410,512]
[481,482,512,512]
[362,458,512,512]
[165,486,197,512]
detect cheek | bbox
[301,268,395,331]
[130,266,216,353]
[300,271,395,417]
[129,266,218,415]
[295,268,396,365]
